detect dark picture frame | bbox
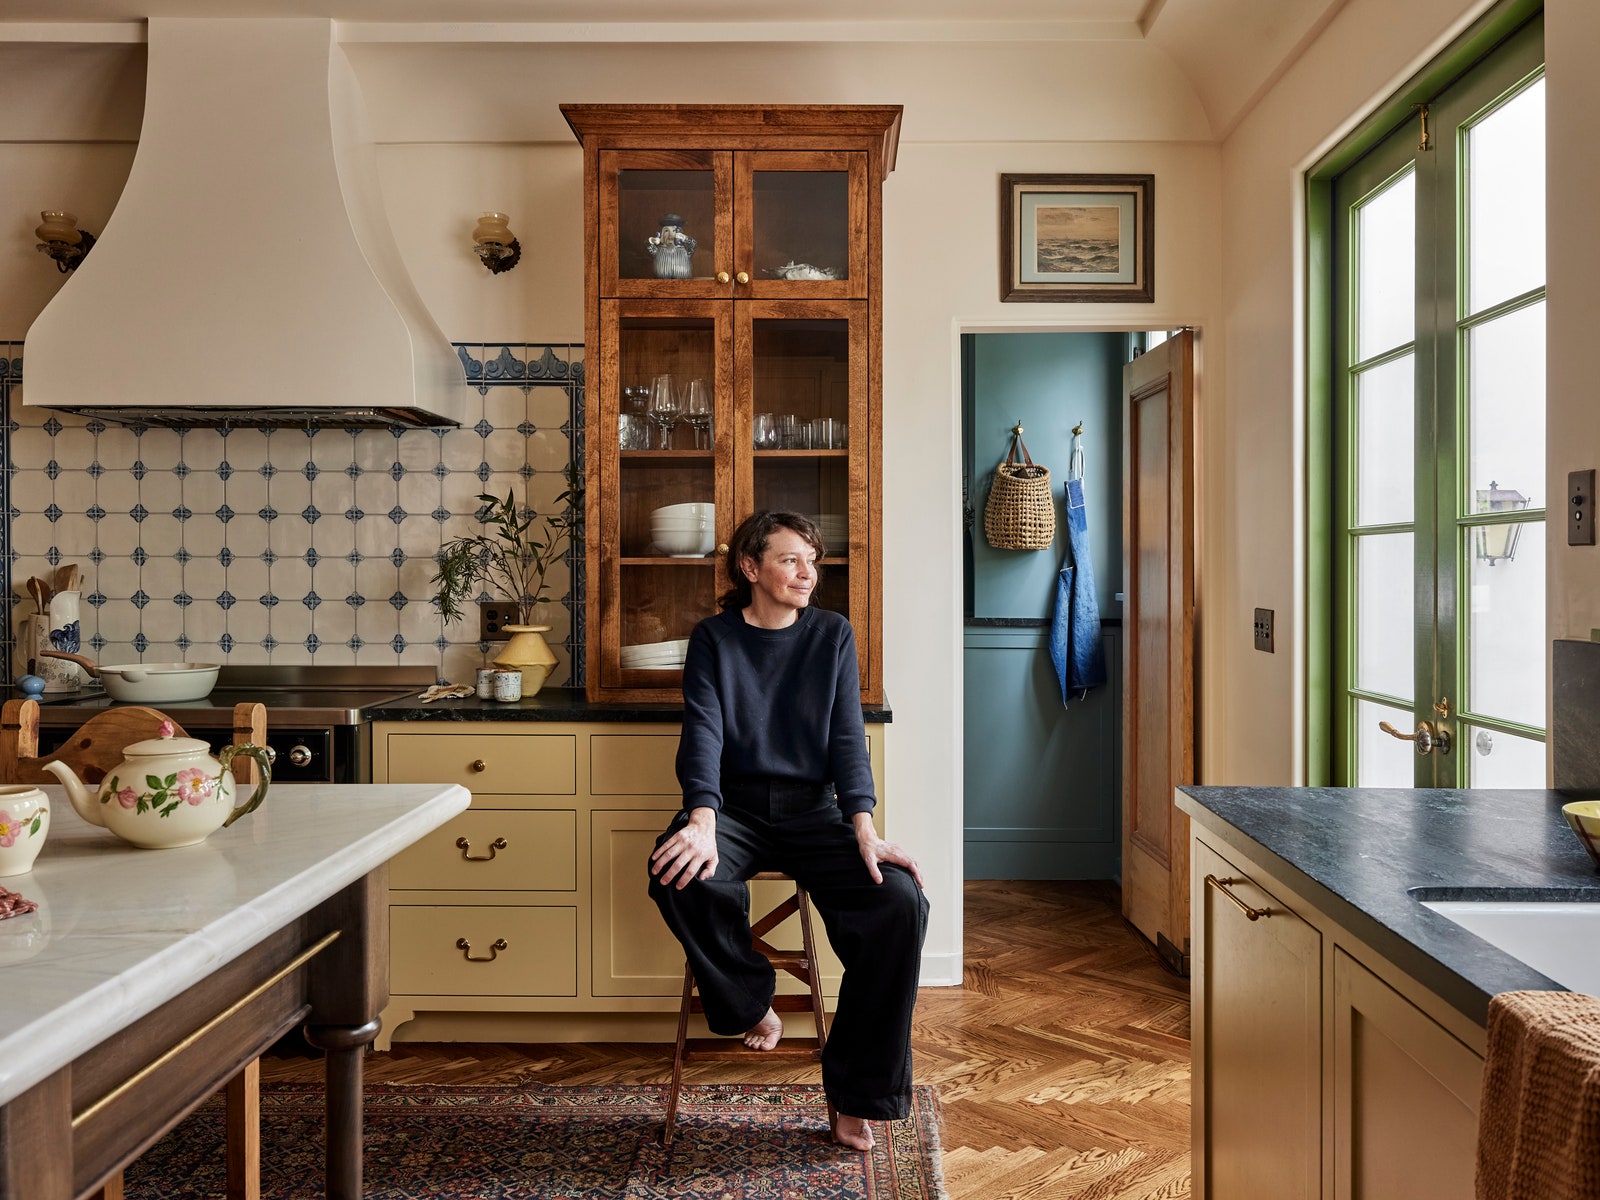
[1000,173,1154,303]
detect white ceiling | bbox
[0,0,1350,138]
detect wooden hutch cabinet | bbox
[562,104,900,704]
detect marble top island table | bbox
[0,782,470,1200]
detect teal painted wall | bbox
[967,333,1124,619]
[962,332,1127,881]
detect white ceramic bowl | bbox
[652,502,715,520]
[652,528,716,557]
[651,519,713,534]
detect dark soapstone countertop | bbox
[368,686,893,724]
[1177,786,1600,1028]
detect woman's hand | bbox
[650,807,719,889]
[852,812,924,887]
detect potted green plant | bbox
[433,469,583,695]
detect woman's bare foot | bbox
[743,1007,782,1050]
[831,1112,875,1150]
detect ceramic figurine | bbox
[647,214,696,280]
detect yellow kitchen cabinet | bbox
[373,719,885,1046]
[1331,949,1481,1199]
[1192,838,1321,1200]
[1190,831,1486,1200]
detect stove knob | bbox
[288,744,314,767]
[263,746,278,764]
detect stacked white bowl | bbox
[620,638,690,670]
[651,502,715,558]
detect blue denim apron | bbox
[1049,476,1107,704]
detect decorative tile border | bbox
[1,342,586,688]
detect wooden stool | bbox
[663,871,830,1146]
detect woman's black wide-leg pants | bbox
[648,779,930,1121]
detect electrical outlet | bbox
[1253,607,1275,653]
[479,601,519,642]
[1570,469,1596,546]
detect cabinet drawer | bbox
[390,906,578,996]
[390,810,576,891]
[386,732,577,795]
[591,734,680,794]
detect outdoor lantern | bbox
[1474,480,1530,566]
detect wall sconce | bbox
[35,210,96,273]
[472,212,520,275]
[1473,480,1530,566]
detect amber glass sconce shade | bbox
[472,212,521,275]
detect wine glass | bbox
[648,373,682,450]
[682,379,713,449]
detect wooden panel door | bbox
[1121,330,1196,966]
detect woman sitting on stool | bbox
[648,510,929,1151]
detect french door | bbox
[1333,19,1545,787]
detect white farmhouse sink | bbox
[1421,900,1600,995]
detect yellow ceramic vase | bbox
[492,624,558,696]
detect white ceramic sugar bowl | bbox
[0,785,50,876]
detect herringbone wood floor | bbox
[264,880,1191,1198]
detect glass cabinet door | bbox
[600,150,732,299]
[736,151,868,299]
[736,301,870,671]
[599,301,734,690]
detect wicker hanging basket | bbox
[983,430,1055,550]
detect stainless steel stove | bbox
[31,664,438,784]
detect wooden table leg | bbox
[92,1174,124,1200]
[226,1058,260,1200]
[305,1019,381,1200]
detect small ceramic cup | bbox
[0,785,51,877]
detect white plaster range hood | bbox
[21,18,468,429]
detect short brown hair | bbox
[717,511,826,610]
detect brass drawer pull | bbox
[1205,874,1272,921]
[456,835,508,861]
[471,758,488,772]
[456,936,508,962]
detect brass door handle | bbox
[716,270,731,284]
[735,271,750,285]
[1205,874,1271,921]
[456,835,507,861]
[456,936,508,962]
[471,758,487,772]
[1379,720,1452,755]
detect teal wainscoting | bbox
[962,624,1121,880]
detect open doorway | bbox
[960,328,1178,886]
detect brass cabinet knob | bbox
[735,271,750,285]
[471,758,487,772]
[715,271,731,284]
[716,543,729,554]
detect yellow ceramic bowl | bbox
[1561,801,1600,870]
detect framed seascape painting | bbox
[1000,174,1154,302]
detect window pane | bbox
[1464,723,1545,787]
[616,170,717,281]
[1467,519,1545,727]
[1357,699,1416,786]
[1356,533,1414,701]
[1356,170,1415,360]
[1355,354,1414,525]
[1468,301,1545,512]
[1467,78,1545,313]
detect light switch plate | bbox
[1570,469,1596,546]
[479,601,519,642]
[1253,607,1275,653]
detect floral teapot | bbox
[43,722,272,850]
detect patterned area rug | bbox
[123,1081,946,1200]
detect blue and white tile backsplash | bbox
[0,342,585,688]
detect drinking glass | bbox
[648,373,682,449]
[682,379,713,449]
[775,414,801,449]
[753,412,777,450]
